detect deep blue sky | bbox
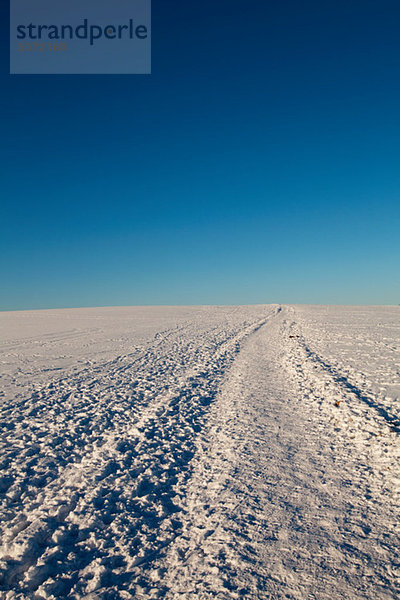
[1,0,400,310]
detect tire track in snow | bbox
[296,337,400,432]
[283,312,400,446]
[159,307,400,600]
[0,307,276,599]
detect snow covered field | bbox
[0,305,399,600]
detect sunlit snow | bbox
[0,305,399,599]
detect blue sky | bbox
[1,0,400,309]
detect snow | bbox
[0,304,399,599]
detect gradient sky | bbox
[1,0,400,310]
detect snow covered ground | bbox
[0,305,399,599]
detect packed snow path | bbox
[0,305,399,599]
